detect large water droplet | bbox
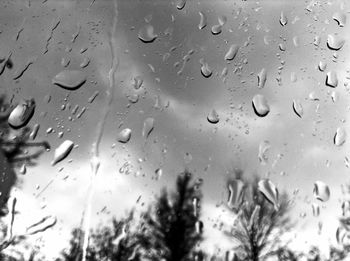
[52,70,87,90]
[198,11,207,29]
[252,94,270,117]
[29,123,40,140]
[313,181,330,202]
[334,127,346,146]
[280,11,288,26]
[224,44,239,61]
[326,71,338,87]
[118,128,132,143]
[333,12,346,27]
[292,99,303,118]
[327,34,345,50]
[138,24,157,43]
[227,179,245,212]
[257,68,267,89]
[258,140,270,165]
[142,118,154,138]
[207,109,219,124]
[258,179,279,210]
[51,140,74,166]
[8,98,35,129]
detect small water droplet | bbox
[258,140,270,165]
[334,127,346,146]
[292,99,303,118]
[227,179,245,212]
[132,76,143,89]
[252,94,270,117]
[327,34,345,50]
[142,117,154,138]
[198,11,207,29]
[258,179,279,210]
[211,24,222,35]
[19,164,26,175]
[8,98,35,129]
[200,62,212,78]
[333,12,346,27]
[118,128,132,143]
[318,61,327,71]
[138,24,157,43]
[224,44,239,61]
[207,109,219,124]
[313,181,330,202]
[80,57,90,68]
[312,203,320,217]
[280,11,288,26]
[51,140,74,166]
[326,71,338,87]
[52,70,87,90]
[176,0,186,10]
[257,68,267,88]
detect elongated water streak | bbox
[81,1,119,260]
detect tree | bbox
[137,170,203,261]
[224,169,292,261]
[60,211,140,261]
[0,95,49,215]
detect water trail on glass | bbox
[81,1,119,260]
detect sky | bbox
[1,0,350,259]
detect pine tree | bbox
[225,169,292,261]
[138,170,203,261]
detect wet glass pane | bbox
[0,0,349,260]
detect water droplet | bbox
[318,61,327,71]
[211,24,222,35]
[198,11,207,30]
[118,128,132,143]
[333,12,346,27]
[227,179,245,212]
[138,24,157,43]
[252,94,270,117]
[331,91,338,103]
[155,168,162,180]
[313,181,330,202]
[80,57,90,68]
[8,98,35,129]
[132,76,143,89]
[279,43,286,51]
[13,56,37,80]
[195,220,203,234]
[19,164,26,175]
[334,127,346,146]
[326,71,338,88]
[224,44,239,61]
[61,57,70,68]
[207,109,219,124]
[30,123,40,140]
[142,117,154,138]
[293,36,299,47]
[258,140,270,165]
[52,70,87,90]
[258,179,279,210]
[51,140,74,166]
[200,62,212,78]
[280,11,288,26]
[176,0,186,10]
[257,68,267,89]
[327,34,345,50]
[292,99,303,118]
[314,35,321,46]
[218,15,227,26]
[312,203,320,217]
[26,216,57,235]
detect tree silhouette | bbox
[137,170,203,261]
[0,95,49,214]
[60,211,140,261]
[224,169,292,261]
